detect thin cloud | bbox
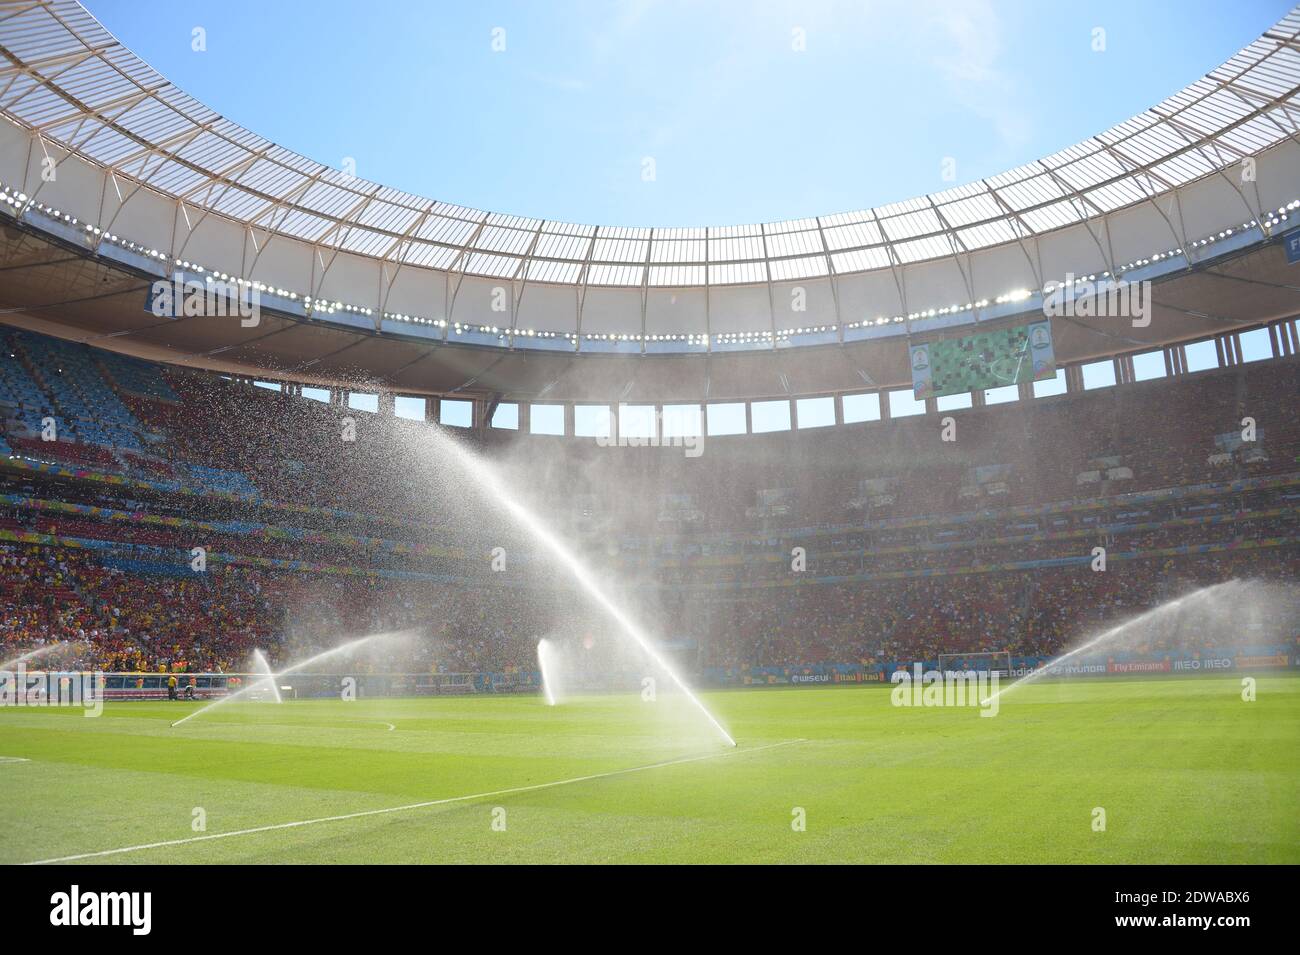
[927,0,1032,150]
[528,72,588,92]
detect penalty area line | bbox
[343,719,396,731]
[23,737,805,865]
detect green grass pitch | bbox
[1,676,1296,864]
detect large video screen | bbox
[910,320,1056,399]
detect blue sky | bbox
[88,0,1293,228]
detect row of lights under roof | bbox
[1117,247,1182,271]
[385,313,447,327]
[934,300,990,316]
[386,314,565,340]
[845,317,907,329]
[10,185,376,316]
[0,182,1085,321]
[302,297,373,317]
[1,189,817,336]
[1262,200,1298,231]
[0,182,209,279]
[0,182,310,305]
[839,303,993,329]
[714,330,788,343]
[449,322,572,340]
[775,324,836,335]
[5,177,1298,334]
[582,332,711,342]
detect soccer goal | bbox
[937,651,1011,676]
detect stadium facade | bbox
[0,1,1296,411]
[0,1,1296,689]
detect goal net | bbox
[937,651,1011,676]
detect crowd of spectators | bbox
[3,536,1295,675]
[0,544,136,670]
[1,330,1297,677]
[70,341,1298,536]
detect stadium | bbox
[0,0,1298,888]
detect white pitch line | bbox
[23,738,805,865]
[0,756,31,764]
[343,719,396,731]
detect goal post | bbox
[937,651,1011,677]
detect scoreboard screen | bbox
[910,321,1055,399]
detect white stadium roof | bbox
[1,0,1299,352]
